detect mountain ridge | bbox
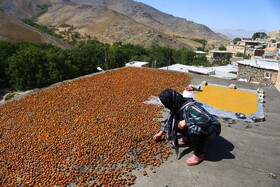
[0,0,230,48]
[0,10,70,48]
[214,28,269,39]
[268,30,280,41]
[70,0,227,43]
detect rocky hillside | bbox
[0,0,56,19]
[268,30,280,42]
[0,10,69,48]
[0,0,230,48]
[105,0,227,42]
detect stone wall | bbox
[237,64,278,86]
[275,69,280,92]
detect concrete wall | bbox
[265,43,280,52]
[227,45,245,55]
[238,64,278,86]
[275,69,280,92]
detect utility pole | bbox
[104,47,109,70]
[167,59,170,70]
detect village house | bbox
[264,42,280,60]
[265,42,280,52]
[227,39,266,57]
[227,42,246,54]
[209,50,233,60]
[158,59,280,91]
[237,58,280,86]
[238,40,264,48]
[227,39,280,60]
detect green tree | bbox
[212,53,232,66]
[70,39,105,75]
[22,19,62,38]
[109,43,148,68]
[0,41,20,88]
[148,44,174,68]
[123,44,148,62]
[173,48,196,65]
[45,48,79,83]
[191,38,207,50]
[233,38,241,43]
[109,43,129,68]
[196,47,205,51]
[252,32,267,40]
[236,52,244,57]
[7,45,49,90]
[218,45,227,51]
[192,55,211,66]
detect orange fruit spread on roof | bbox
[194,85,258,116]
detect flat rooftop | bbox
[237,59,280,71]
[1,68,279,186]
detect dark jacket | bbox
[159,88,221,138]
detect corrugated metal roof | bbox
[212,65,238,73]
[210,50,233,53]
[237,59,280,71]
[210,65,238,79]
[159,64,238,79]
[240,40,263,43]
[125,61,149,67]
[210,70,237,79]
[195,51,207,54]
[159,64,214,75]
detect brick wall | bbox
[238,64,278,86]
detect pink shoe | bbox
[186,155,204,166]
[179,137,189,143]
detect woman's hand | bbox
[178,120,187,129]
[153,131,164,141]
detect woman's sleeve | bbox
[184,104,212,127]
[161,113,171,132]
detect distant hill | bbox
[0,10,70,48]
[0,0,56,19]
[0,0,230,49]
[268,30,280,42]
[214,28,269,40]
[0,11,45,42]
[214,29,252,39]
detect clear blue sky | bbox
[136,0,280,32]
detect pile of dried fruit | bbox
[0,67,191,186]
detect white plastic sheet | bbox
[143,96,163,106]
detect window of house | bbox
[264,72,271,79]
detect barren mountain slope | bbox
[0,0,56,18]
[0,0,228,48]
[268,30,280,42]
[70,0,229,45]
[0,10,71,48]
[37,4,193,48]
[0,11,50,43]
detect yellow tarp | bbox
[194,85,258,116]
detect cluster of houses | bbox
[126,38,280,91]
[227,39,280,60]
[212,38,280,90]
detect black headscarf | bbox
[159,88,192,114]
[159,88,194,159]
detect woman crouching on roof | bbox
[153,87,221,166]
